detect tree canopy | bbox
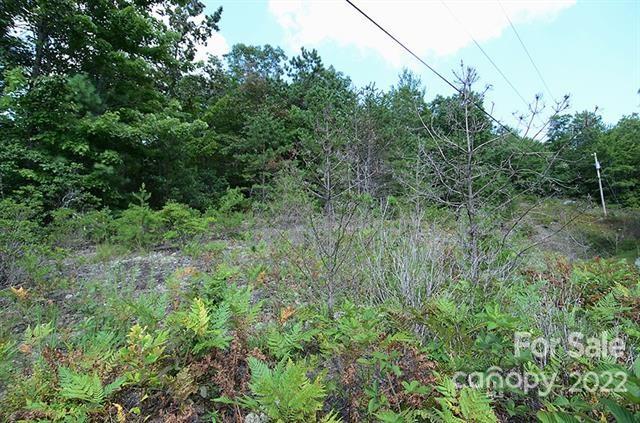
[1,0,638,212]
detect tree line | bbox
[1,0,638,214]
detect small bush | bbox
[159,201,214,244]
[206,188,249,236]
[113,204,163,249]
[0,199,44,286]
[47,208,113,248]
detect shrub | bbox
[113,204,162,249]
[206,188,249,236]
[47,208,113,248]
[159,201,214,244]
[0,199,44,286]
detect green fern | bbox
[458,388,496,423]
[376,408,432,423]
[58,367,124,404]
[172,296,235,355]
[184,297,210,337]
[429,379,497,423]
[223,283,262,329]
[243,357,330,422]
[536,410,582,423]
[267,322,317,360]
[588,292,627,324]
[192,301,232,354]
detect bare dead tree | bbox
[277,100,377,314]
[413,64,574,286]
[302,106,352,220]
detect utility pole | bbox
[593,152,607,217]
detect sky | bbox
[200,0,640,128]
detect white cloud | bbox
[268,0,575,67]
[194,34,230,62]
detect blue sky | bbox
[201,0,639,128]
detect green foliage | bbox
[47,208,113,248]
[207,187,249,233]
[113,185,162,249]
[114,203,163,249]
[0,340,16,384]
[243,357,329,422]
[159,201,214,244]
[430,379,498,423]
[0,230,638,421]
[375,409,431,423]
[267,322,317,360]
[224,283,262,332]
[597,115,640,207]
[177,297,232,354]
[58,367,124,404]
[119,324,168,386]
[22,366,124,422]
[0,199,43,284]
[0,0,636,213]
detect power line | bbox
[497,0,557,104]
[439,0,530,111]
[343,0,515,135]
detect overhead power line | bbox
[439,0,530,111]
[497,0,557,104]
[343,0,515,135]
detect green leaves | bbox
[245,357,329,422]
[179,297,232,355]
[184,297,210,337]
[431,379,498,423]
[58,367,124,405]
[536,411,582,423]
[267,322,317,360]
[600,399,637,423]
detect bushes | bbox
[159,201,215,244]
[206,187,249,235]
[113,190,164,249]
[113,199,217,250]
[0,197,638,421]
[48,208,113,248]
[0,188,248,257]
[0,199,45,287]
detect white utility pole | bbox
[593,152,607,217]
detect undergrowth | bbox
[0,200,638,422]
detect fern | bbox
[184,297,210,337]
[376,408,432,423]
[172,296,234,355]
[0,340,16,381]
[224,284,262,329]
[193,302,232,354]
[124,324,168,365]
[267,322,317,360]
[588,292,629,324]
[23,321,55,350]
[536,411,581,423]
[244,357,329,422]
[58,367,124,405]
[458,388,496,423]
[430,379,497,423]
